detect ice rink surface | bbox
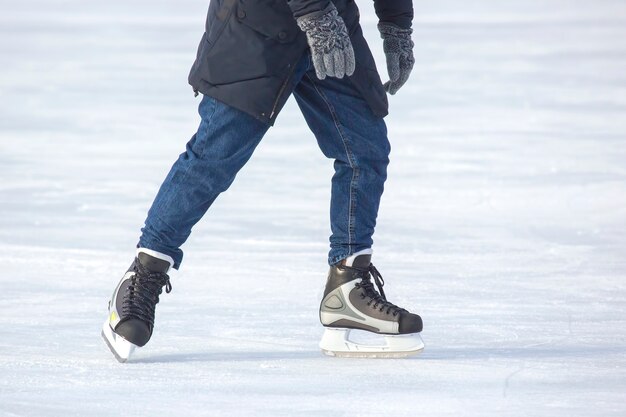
[1,0,625,415]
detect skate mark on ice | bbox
[132,350,318,364]
[502,362,528,398]
[420,345,622,361]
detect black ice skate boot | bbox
[319,251,424,357]
[101,248,173,362]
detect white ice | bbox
[1,0,625,416]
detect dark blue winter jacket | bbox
[188,0,413,125]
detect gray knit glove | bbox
[378,22,414,95]
[297,4,355,80]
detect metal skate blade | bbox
[101,320,137,363]
[322,347,424,358]
[320,328,424,358]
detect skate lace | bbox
[352,264,406,316]
[122,259,172,327]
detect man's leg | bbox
[106,53,311,357]
[103,95,272,361]
[292,56,390,265]
[292,57,423,357]
[138,95,270,269]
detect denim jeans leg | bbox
[138,95,270,268]
[292,61,391,265]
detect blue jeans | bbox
[139,53,390,268]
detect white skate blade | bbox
[101,319,137,363]
[320,328,424,358]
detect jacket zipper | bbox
[269,62,298,120]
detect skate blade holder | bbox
[320,327,424,358]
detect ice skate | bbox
[319,251,424,358]
[101,248,173,362]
